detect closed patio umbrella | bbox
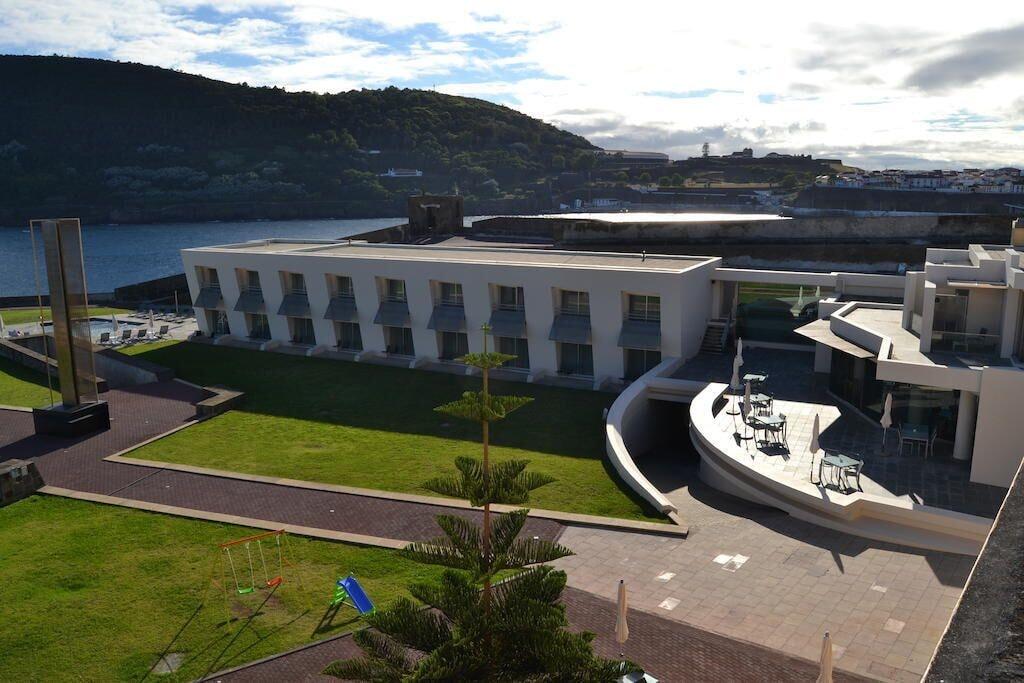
[615,579,629,652]
[730,353,741,391]
[111,313,120,335]
[736,337,744,365]
[810,413,821,481]
[816,631,833,683]
[796,285,805,311]
[880,393,893,447]
[0,313,5,337]
[740,381,752,439]
[148,309,155,330]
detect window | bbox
[385,279,407,303]
[628,294,660,322]
[200,266,220,289]
[439,331,469,360]
[290,317,315,345]
[497,336,530,369]
[560,290,590,316]
[336,321,362,351]
[559,342,593,376]
[439,282,464,307]
[288,273,306,295]
[211,310,229,335]
[248,313,270,340]
[385,326,415,355]
[335,275,355,299]
[625,348,661,380]
[498,285,525,311]
[246,270,261,293]
[735,282,831,345]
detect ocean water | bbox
[0,217,415,297]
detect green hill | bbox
[0,55,595,213]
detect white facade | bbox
[182,240,719,388]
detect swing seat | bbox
[237,586,255,595]
[267,576,283,588]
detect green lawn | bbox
[0,355,57,407]
[0,495,442,682]
[121,341,661,522]
[0,306,131,326]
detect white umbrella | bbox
[810,413,821,482]
[880,393,893,447]
[736,337,744,365]
[148,309,155,330]
[796,285,805,311]
[730,354,741,390]
[615,579,629,649]
[111,313,120,335]
[0,313,5,337]
[740,381,752,439]
[816,631,833,683]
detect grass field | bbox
[0,306,131,326]
[121,341,661,521]
[0,495,442,682]
[0,355,56,407]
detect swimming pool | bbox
[42,317,144,340]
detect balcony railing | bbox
[556,306,590,317]
[930,331,1001,356]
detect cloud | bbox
[2,1,1023,168]
[905,23,1024,91]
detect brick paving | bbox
[211,586,872,682]
[674,348,1006,518]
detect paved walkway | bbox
[0,377,978,681]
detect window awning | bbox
[549,314,592,344]
[277,293,311,317]
[193,287,222,309]
[324,297,358,322]
[428,305,466,332]
[487,309,526,338]
[374,301,410,327]
[617,319,661,350]
[233,290,265,313]
[794,319,874,359]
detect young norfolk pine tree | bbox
[324,325,631,681]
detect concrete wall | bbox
[966,288,1005,335]
[183,245,720,387]
[972,367,1024,487]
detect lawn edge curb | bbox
[102,454,687,537]
[37,485,407,548]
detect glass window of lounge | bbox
[247,313,270,340]
[560,290,590,316]
[333,275,355,299]
[286,272,306,295]
[439,282,463,307]
[439,331,469,360]
[735,282,832,345]
[625,348,661,380]
[385,279,406,303]
[496,336,529,369]
[289,317,315,344]
[336,321,362,351]
[558,342,593,376]
[627,294,660,321]
[498,285,525,311]
[385,325,414,355]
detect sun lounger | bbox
[134,329,148,341]
[98,331,110,345]
[120,329,133,343]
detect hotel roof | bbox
[188,240,715,272]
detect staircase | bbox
[700,319,730,354]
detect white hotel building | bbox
[183,229,1024,552]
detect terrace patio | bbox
[673,348,1006,520]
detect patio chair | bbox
[97,331,110,345]
[120,329,132,343]
[840,457,864,492]
[135,329,148,341]
[763,413,787,447]
[157,324,170,338]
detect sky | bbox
[2,1,1023,170]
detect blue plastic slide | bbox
[336,575,375,614]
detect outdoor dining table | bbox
[751,413,787,444]
[741,392,772,414]
[743,372,768,386]
[818,451,864,492]
[899,423,931,458]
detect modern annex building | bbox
[182,228,1024,552]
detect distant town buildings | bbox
[816,167,1024,194]
[380,168,423,178]
[597,149,671,168]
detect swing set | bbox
[219,529,287,596]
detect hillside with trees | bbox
[0,55,596,222]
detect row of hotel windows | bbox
[198,269,662,379]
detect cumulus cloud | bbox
[2,1,1023,168]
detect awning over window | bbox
[324,297,358,322]
[233,290,265,313]
[193,287,222,309]
[549,314,591,344]
[374,301,410,327]
[794,319,874,359]
[428,305,466,332]
[487,309,526,338]
[277,293,310,317]
[617,320,661,350]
